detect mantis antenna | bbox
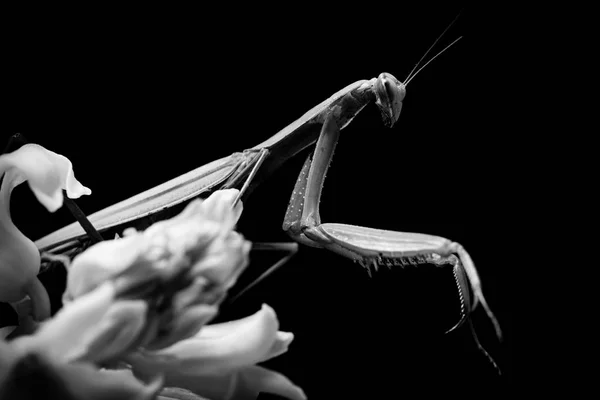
[405,36,463,86]
[404,10,463,86]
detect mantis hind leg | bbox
[223,242,299,305]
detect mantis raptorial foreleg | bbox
[282,100,502,372]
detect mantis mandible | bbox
[33,14,502,373]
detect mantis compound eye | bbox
[374,72,406,128]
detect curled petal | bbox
[46,147,92,200]
[0,143,90,213]
[171,303,278,373]
[128,304,279,377]
[256,331,295,363]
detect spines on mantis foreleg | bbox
[281,153,324,249]
[450,242,503,342]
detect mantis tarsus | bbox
[30,14,503,374]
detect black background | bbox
[3,4,512,398]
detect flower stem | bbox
[62,193,104,244]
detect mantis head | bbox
[373,20,462,129]
[373,72,406,128]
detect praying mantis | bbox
[30,14,503,375]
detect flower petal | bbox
[79,300,148,363]
[159,365,306,400]
[256,331,295,363]
[0,143,90,213]
[0,325,17,340]
[158,387,211,400]
[0,228,40,303]
[0,347,163,400]
[0,143,89,307]
[43,146,92,199]
[146,304,218,351]
[157,373,236,400]
[12,282,116,362]
[191,231,250,290]
[128,304,279,377]
[143,200,223,255]
[65,194,251,304]
[53,364,163,400]
[201,189,243,229]
[65,234,145,300]
[232,365,307,400]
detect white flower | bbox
[128,304,306,400]
[23,189,250,365]
[0,144,90,323]
[64,189,248,304]
[6,186,305,400]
